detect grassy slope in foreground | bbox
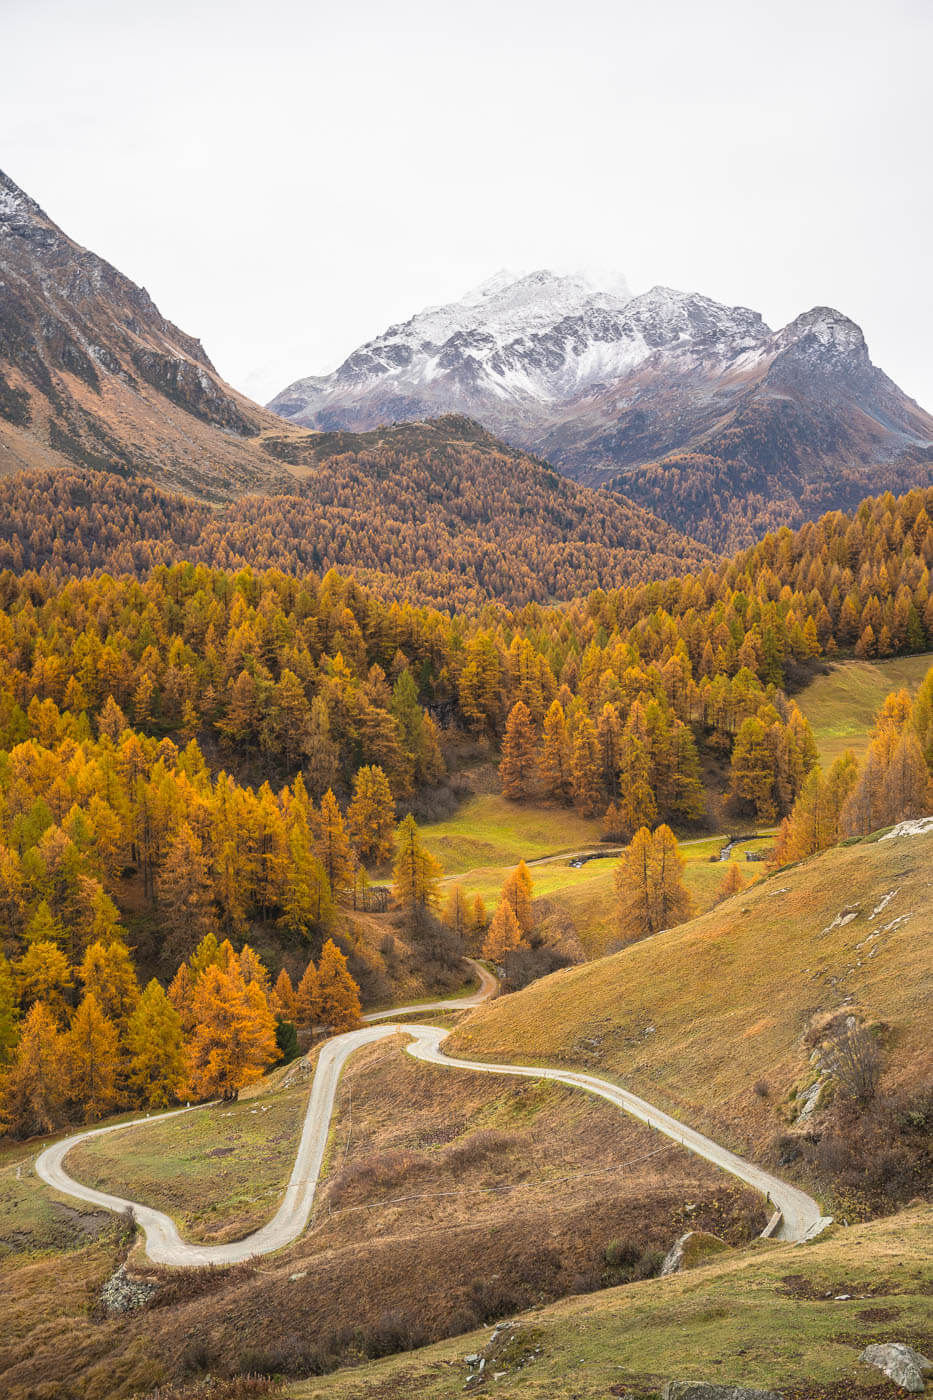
[796,652,933,767]
[446,826,933,1158]
[288,1205,933,1400]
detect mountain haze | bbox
[270,271,933,548]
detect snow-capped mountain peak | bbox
[267,271,933,510]
[268,270,773,424]
[379,268,633,353]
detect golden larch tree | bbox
[316,939,362,1032]
[392,813,443,915]
[295,959,321,1029]
[65,992,122,1121]
[540,700,572,804]
[0,1001,67,1137]
[482,899,525,965]
[614,825,693,944]
[157,820,217,961]
[716,861,745,902]
[125,979,187,1109]
[346,765,396,863]
[499,701,538,801]
[501,860,534,938]
[78,939,140,1026]
[272,968,298,1022]
[312,790,355,902]
[167,960,196,1032]
[569,714,602,815]
[443,883,471,941]
[14,941,72,1019]
[187,962,278,1100]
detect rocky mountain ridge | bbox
[270,271,933,548]
[0,167,315,498]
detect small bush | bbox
[829,1023,882,1105]
[796,1081,933,1216]
[357,1309,429,1358]
[327,1149,430,1207]
[754,1079,770,1098]
[604,1238,641,1269]
[466,1277,526,1323]
[148,1260,257,1312]
[601,1239,663,1286]
[151,1379,283,1400]
[445,1130,519,1169]
[178,1339,218,1377]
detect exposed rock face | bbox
[270,271,933,550]
[860,1342,933,1392]
[0,168,306,499]
[99,1264,158,1315]
[661,1230,730,1276]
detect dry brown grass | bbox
[0,1036,765,1398]
[447,827,933,1161]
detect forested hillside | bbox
[0,425,712,609]
[610,447,933,553]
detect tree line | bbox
[776,664,933,863]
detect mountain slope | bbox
[448,824,933,1163]
[0,175,711,591]
[0,417,713,608]
[0,167,327,498]
[270,273,933,549]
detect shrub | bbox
[828,1024,882,1105]
[445,1130,519,1170]
[151,1380,283,1400]
[327,1149,430,1208]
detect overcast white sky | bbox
[3,0,932,406]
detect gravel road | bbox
[34,968,828,1266]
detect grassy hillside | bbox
[2,1037,765,1397]
[796,653,933,767]
[65,1076,310,1246]
[288,1205,933,1400]
[421,793,605,876]
[422,794,774,957]
[447,825,933,1158]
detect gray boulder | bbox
[860,1343,933,1393]
[661,1385,784,1400]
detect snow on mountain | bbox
[267,269,933,552]
[268,271,778,429]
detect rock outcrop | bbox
[860,1342,933,1393]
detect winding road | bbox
[34,961,828,1267]
[362,958,499,1021]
